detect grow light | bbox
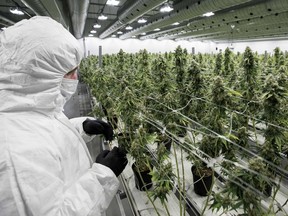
[88,34,94,37]
[202,12,215,17]
[154,28,161,31]
[125,26,133,30]
[106,0,120,6]
[90,30,97,34]
[10,7,24,15]
[93,23,101,28]
[172,22,180,26]
[98,14,108,20]
[141,32,146,35]
[138,18,147,24]
[160,3,173,13]
[117,31,123,34]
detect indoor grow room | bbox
[2,0,288,215]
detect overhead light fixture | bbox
[93,23,101,28]
[202,12,215,17]
[172,22,180,26]
[106,0,120,6]
[10,7,24,15]
[125,26,133,30]
[117,31,123,34]
[141,32,146,35]
[160,3,173,13]
[98,14,108,20]
[88,34,94,37]
[154,28,161,31]
[90,30,97,34]
[1,27,7,30]
[138,18,147,24]
[111,34,116,37]
[132,35,136,38]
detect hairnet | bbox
[0,16,83,114]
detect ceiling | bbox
[0,0,288,43]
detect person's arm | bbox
[60,163,120,216]
[69,117,96,143]
[61,147,127,215]
[69,117,113,143]
[7,149,120,216]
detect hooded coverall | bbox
[0,16,119,216]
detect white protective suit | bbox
[0,16,119,216]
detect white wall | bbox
[79,37,288,56]
[80,37,217,56]
[215,39,288,54]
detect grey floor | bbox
[63,83,134,216]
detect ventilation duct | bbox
[214,35,288,43]
[120,0,253,39]
[67,0,89,39]
[99,0,166,39]
[149,0,288,40]
[140,25,184,40]
[212,26,288,41]
[160,10,288,40]
[20,0,69,28]
[157,28,225,40]
[40,0,70,28]
[185,0,288,34]
[139,26,185,40]
[20,0,50,16]
[183,19,288,41]
[0,15,15,25]
[140,0,276,39]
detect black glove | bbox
[83,118,114,141]
[96,147,128,177]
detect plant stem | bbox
[200,170,215,215]
[145,191,161,216]
[252,118,258,146]
[173,141,183,216]
[135,161,161,216]
[268,176,282,214]
[163,202,171,216]
[180,147,186,216]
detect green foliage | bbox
[211,158,272,215]
[150,143,175,205]
[79,46,287,216]
[214,52,223,75]
[261,75,287,166]
[224,47,233,76]
[187,59,206,121]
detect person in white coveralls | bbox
[0,16,127,216]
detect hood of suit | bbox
[0,16,83,115]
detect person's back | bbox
[0,16,126,216]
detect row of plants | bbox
[79,46,288,216]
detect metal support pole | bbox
[99,45,102,68]
[83,37,87,58]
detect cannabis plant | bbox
[210,158,272,216]
[261,75,287,170]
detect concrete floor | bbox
[63,83,134,216]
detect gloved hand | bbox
[96,147,128,177]
[83,118,114,141]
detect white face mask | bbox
[60,78,79,102]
